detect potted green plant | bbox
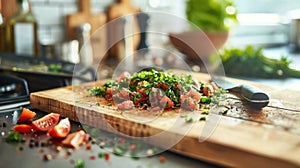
[170,0,238,59]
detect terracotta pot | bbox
[169,31,229,60]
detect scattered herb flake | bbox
[5,132,21,143]
[199,116,206,121]
[75,159,85,168]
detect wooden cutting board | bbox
[30,72,300,168]
[65,0,107,63]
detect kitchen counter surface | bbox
[0,46,299,168]
[0,108,220,168]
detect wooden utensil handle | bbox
[79,0,91,13]
[119,0,132,4]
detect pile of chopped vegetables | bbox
[219,45,300,78]
[89,69,217,111]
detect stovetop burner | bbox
[0,74,30,111]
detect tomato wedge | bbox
[14,124,32,134]
[32,113,60,131]
[47,118,71,138]
[62,130,89,148]
[18,108,36,123]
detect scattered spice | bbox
[85,144,92,150]
[29,142,35,148]
[19,146,24,151]
[43,154,52,161]
[146,149,153,156]
[67,148,73,155]
[70,159,75,165]
[40,142,46,147]
[34,141,39,147]
[159,156,166,163]
[90,138,96,144]
[89,155,96,160]
[104,153,110,161]
[56,146,62,152]
[38,148,44,153]
[99,141,105,148]
[20,138,26,143]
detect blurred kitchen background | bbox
[2,0,299,48]
[1,0,300,92]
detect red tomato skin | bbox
[117,71,131,82]
[117,100,134,110]
[18,108,36,123]
[105,88,113,100]
[47,118,71,138]
[104,153,110,161]
[202,85,214,97]
[14,124,32,134]
[159,96,174,109]
[32,113,60,132]
[188,89,201,102]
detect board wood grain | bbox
[30,72,300,168]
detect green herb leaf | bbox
[5,132,21,143]
[75,159,85,168]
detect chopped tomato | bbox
[105,88,113,100]
[180,96,199,111]
[104,153,110,161]
[119,89,129,98]
[202,85,214,97]
[47,118,71,138]
[137,87,147,96]
[188,89,201,102]
[156,83,169,91]
[18,108,36,123]
[13,124,32,134]
[159,96,174,109]
[62,130,88,148]
[117,100,134,110]
[117,71,131,82]
[159,156,166,163]
[32,113,60,132]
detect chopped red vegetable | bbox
[89,69,217,112]
[104,153,110,161]
[47,118,71,138]
[159,156,166,163]
[202,85,214,97]
[32,113,60,132]
[13,124,32,134]
[62,130,89,148]
[18,108,36,123]
[85,144,92,150]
